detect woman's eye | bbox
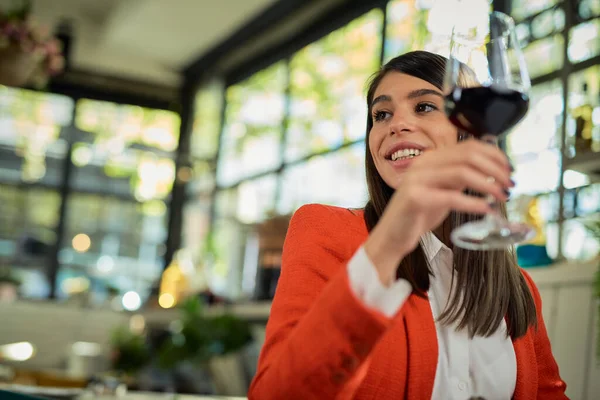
[416,103,437,113]
[373,111,391,122]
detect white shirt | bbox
[347,232,517,400]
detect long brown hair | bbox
[363,51,536,339]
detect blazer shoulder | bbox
[292,203,365,227]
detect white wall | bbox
[527,260,599,400]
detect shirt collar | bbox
[421,231,447,263]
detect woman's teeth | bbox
[391,149,422,161]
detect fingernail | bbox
[503,189,511,199]
[508,161,515,172]
[509,179,516,187]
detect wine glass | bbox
[443,11,535,250]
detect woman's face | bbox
[368,72,458,189]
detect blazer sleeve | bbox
[248,204,396,400]
[521,269,569,399]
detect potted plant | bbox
[0,0,65,88]
[156,297,253,395]
[109,326,152,379]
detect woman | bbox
[248,51,567,399]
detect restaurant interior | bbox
[0,0,598,398]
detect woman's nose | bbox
[389,111,416,135]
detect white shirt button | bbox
[458,381,467,391]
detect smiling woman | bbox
[248,51,566,400]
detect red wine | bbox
[445,86,529,137]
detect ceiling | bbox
[2,0,279,87]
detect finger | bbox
[414,141,512,186]
[432,189,492,215]
[413,165,509,201]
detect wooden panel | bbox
[586,298,600,400]
[553,285,595,400]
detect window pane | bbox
[0,187,61,298]
[522,35,564,79]
[576,0,600,20]
[206,216,247,298]
[278,141,368,215]
[576,183,600,217]
[58,194,167,303]
[215,174,277,224]
[568,18,600,64]
[530,6,564,40]
[511,0,559,21]
[561,218,600,261]
[217,62,286,186]
[182,192,212,262]
[566,65,600,156]
[286,9,382,162]
[0,86,73,186]
[191,79,223,159]
[510,149,562,196]
[385,0,432,59]
[187,160,216,194]
[507,79,563,156]
[386,0,493,58]
[75,99,180,153]
[71,145,175,201]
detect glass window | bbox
[510,149,562,197]
[75,99,180,153]
[204,216,247,298]
[530,6,564,40]
[187,159,216,194]
[0,187,60,298]
[385,0,432,60]
[191,79,224,159]
[182,192,212,262]
[57,194,167,302]
[576,183,600,217]
[278,141,368,215]
[576,0,600,21]
[0,86,73,185]
[511,0,559,21]
[561,218,600,261]
[522,35,564,79]
[506,80,563,197]
[286,9,382,162]
[217,62,286,186]
[566,65,600,156]
[568,18,600,64]
[215,174,278,224]
[507,79,563,156]
[71,144,176,201]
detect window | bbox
[217,62,287,186]
[278,141,368,215]
[286,9,382,162]
[0,86,73,185]
[511,0,559,21]
[58,194,167,301]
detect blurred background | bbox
[0,0,598,398]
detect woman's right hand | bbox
[363,139,513,286]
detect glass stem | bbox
[481,134,504,228]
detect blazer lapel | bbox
[404,293,438,399]
[512,329,537,399]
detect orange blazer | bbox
[248,204,567,400]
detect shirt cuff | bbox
[347,245,413,318]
